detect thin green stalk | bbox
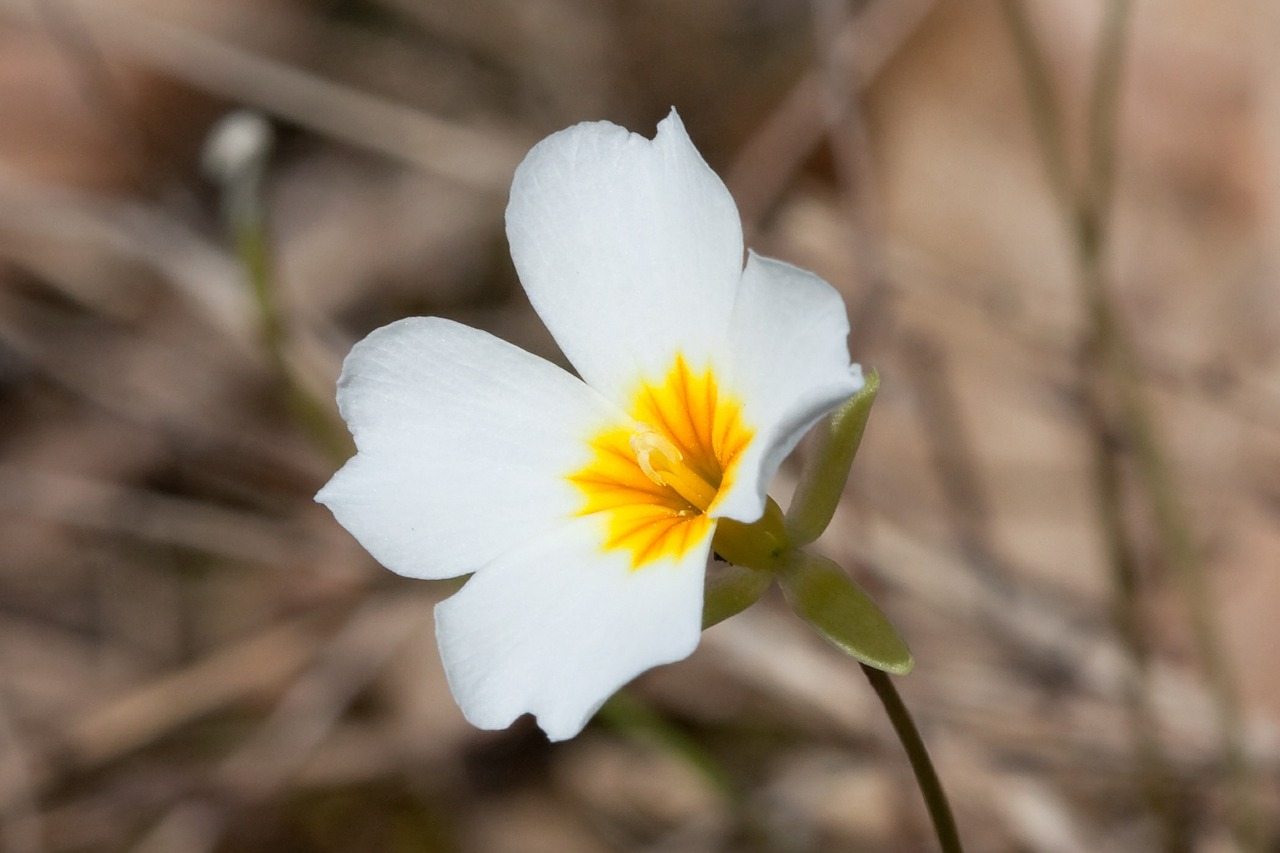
[233,220,352,465]
[598,690,739,804]
[861,665,963,853]
[1081,3,1261,847]
[996,0,1097,262]
[1083,0,1130,240]
[1099,298,1264,851]
[206,112,353,466]
[996,0,1076,217]
[999,2,1264,849]
[1084,382,1189,852]
[998,6,1182,845]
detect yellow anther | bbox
[630,426,719,512]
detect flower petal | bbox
[316,317,617,580]
[505,109,743,400]
[435,514,709,741]
[713,251,864,523]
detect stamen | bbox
[629,426,719,512]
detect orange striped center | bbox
[567,355,753,569]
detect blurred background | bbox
[2,0,1279,850]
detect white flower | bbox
[317,110,861,741]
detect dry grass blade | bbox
[0,0,528,188]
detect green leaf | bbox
[777,551,913,674]
[702,561,773,629]
[785,369,880,546]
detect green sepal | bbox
[701,561,774,629]
[777,551,913,674]
[785,369,880,547]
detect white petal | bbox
[505,109,743,400]
[435,514,709,741]
[316,317,617,580]
[713,252,863,523]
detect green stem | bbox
[1078,5,1189,849]
[597,691,739,804]
[1079,3,1263,847]
[1084,0,1130,238]
[999,2,1264,849]
[1084,382,1190,852]
[996,0,1077,218]
[230,209,352,467]
[1100,282,1264,852]
[861,666,963,853]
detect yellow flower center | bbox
[568,354,752,569]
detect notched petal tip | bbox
[313,318,619,582]
[849,362,866,391]
[653,107,690,145]
[433,518,707,742]
[504,105,743,397]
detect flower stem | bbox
[232,221,353,466]
[998,4,1264,850]
[205,112,353,466]
[860,664,964,853]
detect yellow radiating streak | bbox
[567,355,753,569]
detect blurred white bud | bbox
[202,110,273,187]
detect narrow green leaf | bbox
[785,369,880,547]
[702,561,773,629]
[777,551,913,674]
